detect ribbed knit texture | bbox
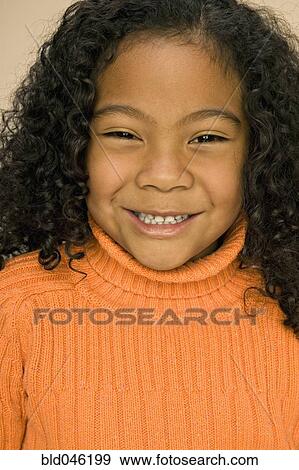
[0,209,298,450]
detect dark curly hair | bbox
[0,0,298,338]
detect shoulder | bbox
[0,244,86,341]
[0,244,80,299]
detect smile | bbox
[125,209,203,238]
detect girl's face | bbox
[86,37,249,271]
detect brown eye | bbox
[190,134,227,144]
[102,131,139,140]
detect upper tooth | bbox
[137,212,188,220]
[134,212,190,225]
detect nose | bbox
[135,144,194,192]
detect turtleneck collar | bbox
[84,210,248,299]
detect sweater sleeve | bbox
[0,296,27,449]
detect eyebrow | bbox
[93,104,242,129]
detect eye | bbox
[100,131,227,144]
[101,131,139,140]
[189,134,227,144]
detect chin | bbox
[136,256,188,271]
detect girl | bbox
[0,0,298,450]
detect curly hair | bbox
[0,0,298,338]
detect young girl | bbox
[0,0,298,451]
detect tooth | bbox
[134,211,190,224]
[152,216,165,223]
[164,216,175,223]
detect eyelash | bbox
[101,131,227,144]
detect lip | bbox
[127,209,198,217]
[124,208,203,238]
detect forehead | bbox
[96,36,243,116]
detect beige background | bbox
[0,0,298,109]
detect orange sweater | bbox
[0,210,298,450]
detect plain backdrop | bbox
[0,0,298,109]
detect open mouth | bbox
[124,209,203,237]
[129,210,196,223]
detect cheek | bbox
[201,156,243,204]
[86,143,123,199]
